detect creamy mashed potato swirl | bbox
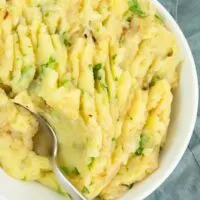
[0,0,181,199]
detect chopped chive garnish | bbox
[64,38,71,47]
[128,0,147,17]
[93,63,102,80]
[60,166,70,175]
[41,56,56,70]
[72,167,80,176]
[135,134,148,156]
[82,186,90,194]
[155,14,164,23]
[88,157,95,170]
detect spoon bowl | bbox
[14,103,87,200]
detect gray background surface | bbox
[146,0,200,200]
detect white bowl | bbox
[0,0,198,200]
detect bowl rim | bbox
[122,0,199,199]
[0,1,198,200]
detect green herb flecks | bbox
[114,77,119,82]
[112,54,117,61]
[21,66,32,75]
[64,38,71,47]
[88,157,95,170]
[93,63,102,80]
[44,11,49,17]
[100,82,108,91]
[59,79,70,87]
[154,14,165,24]
[60,166,70,175]
[72,167,80,176]
[128,0,147,17]
[20,65,35,80]
[41,56,57,71]
[48,56,56,65]
[57,186,67,196]
[82,186,90,194]
[135,134,148,156]
[155,14,164,23]
[60,31,71,47]
[55,27,60,34]
[60,166,80,176]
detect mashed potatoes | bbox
[0,0,181,199]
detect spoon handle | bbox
[51,158,87,200]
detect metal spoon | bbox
[14,103,87,200]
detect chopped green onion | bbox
[114,77,119,81]
[41,56,56,70]
[93,63,102,80]
[57,186,67,195]
[21,66,32,75]
[64,38,71,47]
[55,28,60,34]
[135,134,148,156]
[44,12,49,17]
[128,0,147,17]
[88,157,95,170]
[112,54,117,61]
[100,83,108,91]
[155,14,164,23]
[82,186,90,194]
[72,167,80,176]
[60,166,70,175]
[48,56,56,65]
[59,79,70,86]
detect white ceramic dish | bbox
[0,0,198,200]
